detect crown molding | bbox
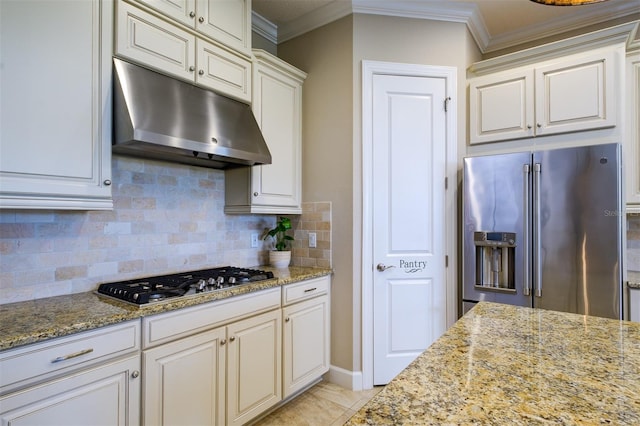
[251,0,639,54]
[276,0,354,44]
[470,22,639,75]
[252,11,278,44]
[485,2,640,53]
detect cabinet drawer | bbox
[116,0,196,81]
[197,38,251,103]
[0,321,140,395]
[142,287,281,348]
[283,276,330,306]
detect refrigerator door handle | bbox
[533,163,542,298]
[523,164,531,297]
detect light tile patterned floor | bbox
[252,381,383,426]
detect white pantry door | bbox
[371,73,447,385]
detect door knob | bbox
[377,263,395,272]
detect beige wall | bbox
[279,16,355,371]
[279,15,481,376]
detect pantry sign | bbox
[399,259,426,273]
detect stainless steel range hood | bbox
[112,58,271,169]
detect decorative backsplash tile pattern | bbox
[0,156,276,304]
[290,202,332,268]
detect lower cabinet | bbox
[630,287,640,323]
[0,321,141,425]
[141,291,282,426]
[142,327,226,426]
[282,276,331,398]
[0,355,140,425]
[227,309,282,426]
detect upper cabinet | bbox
[134,0,251,57]
[625,51,640,209]
[469,46,621,145]
[116,0,251,103]
[0,0,113,210]
[225,50,307,214]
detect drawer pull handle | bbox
[303,287,317,293]
[51,348,94,363]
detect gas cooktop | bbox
[97,266,274,305]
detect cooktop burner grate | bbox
[97,266,274,305]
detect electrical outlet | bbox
[251,233,259,248]
[309,232,317,248]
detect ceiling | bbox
[251,0,640,53]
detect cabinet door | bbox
[226,309,281,426]
[196,38,251,103]
[0,0,112,210]
[251,55,304,209]
[0,355,140,426]
[135,0,197,27]
[535,49,616,136]
[196,0,251,57]
[143,327,226,426]
[625,52,640,207]
[630,288,640,322]
[116,0,196,81]
[469,68,534,144]
[282,295,330,398]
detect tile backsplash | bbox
[0,156,321,304]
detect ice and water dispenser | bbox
[474,231,516,291]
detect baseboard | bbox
[323,364,364,391]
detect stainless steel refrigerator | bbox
[462,143,623,319]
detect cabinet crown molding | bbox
[470,21,638,76]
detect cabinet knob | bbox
[537,123,542,128]
[103,179,112,186]
[253,192,259,197]
[198,16,205,23]
[189,66,195,72]
[131,370,140,379]
[189,11,195,18]
[220,339,227,345]
[285,317,290,322]
[198,69,204,76]
[527,125,532,130]
[229,336,236,342]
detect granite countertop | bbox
[628,271,640,289]
[0,266,331,352]
[346,302,640,425]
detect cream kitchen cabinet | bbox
[625,51,640,208]
[282,275,331,398]
[141,288,282,425]
[142,327,226,425]
[134,0,251,58]
[0,0,113,210]
[116,0,251,103]
[0,321,141,425]
[469,46,619,145]
[630,287,640,322]
[225,50,306,214]
[226,309,282,426]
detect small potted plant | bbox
[264,216,294,268]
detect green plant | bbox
[264,217,294,251]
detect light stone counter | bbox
[628,270,640,289]
[0,266,331,351]
[346,302,640,425]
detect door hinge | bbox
[445,177,448,190]
[445,255,449,267]
[444,96,451,112]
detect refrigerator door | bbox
[462,152,532,307]
[534,143,622,319]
